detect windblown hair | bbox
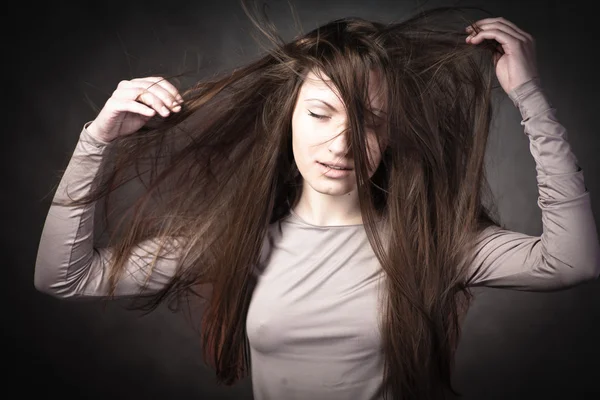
[59,2,505,399]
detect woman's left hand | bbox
[466,17,539,94]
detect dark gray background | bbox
[7,0,599,398]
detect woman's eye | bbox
[308,110,328,120]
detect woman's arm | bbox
[466,79,600,290]
[34,123,180,298]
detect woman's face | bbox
[291,69,387,196]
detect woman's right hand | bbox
[87,77,183,143]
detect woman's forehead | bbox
[302,70,338,94]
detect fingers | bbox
[467,28,522,46]
[114,87,172,117]
[131,76,184,103]
[467,24,527,45]
[106,97,157,118]
[115,78,183,117]
[468,17,533,42]
[466,18,534,47]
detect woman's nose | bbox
[327,129,352,157]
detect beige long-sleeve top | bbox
[34,78,600,399]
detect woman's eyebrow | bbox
[304,98,340,113]
[305,98,386,117]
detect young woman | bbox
[34,4,599,400]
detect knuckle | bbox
[134,89,147,102]
[140,91,152,102]
[117,79,129,88]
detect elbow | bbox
[557,262,600,288]
[33,268,59,297]
[540,243,600,288]
[33,262,49,293]
[577,266,599,285]
[589,262,600,282]
[577,251,600,284]
[33,264,71,299]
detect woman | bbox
[34,3,599,400]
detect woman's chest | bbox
[246,231,385,357]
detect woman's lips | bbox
[317,161,352,170]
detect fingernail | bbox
[173,105,181,112]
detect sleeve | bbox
[466,78,600,291]
[34,122,181,299]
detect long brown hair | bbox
[58,2,504,398]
